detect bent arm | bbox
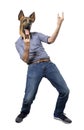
[48,12,64,44]
[15,37,30,63]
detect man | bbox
[15,11,72,124]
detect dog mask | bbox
[18,10,35,38]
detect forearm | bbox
[22,51,29,63]
[22,42,30,63]
[48,23,62,43]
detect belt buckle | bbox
[37,60,40,63]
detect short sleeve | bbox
[37,32,50,43]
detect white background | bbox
[0,0,84,129]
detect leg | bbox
[45,62,70,116]
[15,63,43,123]
[21,64,43,114]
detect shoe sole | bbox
[54,117,72,124]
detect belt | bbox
[28,58,50,65]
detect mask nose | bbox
[25,22,31,30]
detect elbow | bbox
[48,41,54,44]
[48,37,55,44]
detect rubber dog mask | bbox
[18,10,35,38]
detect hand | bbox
[57,12,64,26]
[24,37,30,43]
[23,36,30,48]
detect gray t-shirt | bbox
[15,32,50,63]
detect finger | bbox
[62,12,64,18]
[57,13,59,18]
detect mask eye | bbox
[22,19,27,23]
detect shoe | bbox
[15,112,27,123]
[54,113,72,124]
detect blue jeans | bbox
[21,61,69,116]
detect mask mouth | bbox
[23,23,31,36]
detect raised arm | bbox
[48,12,64,44]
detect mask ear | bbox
[29,12,35,22]
[18,10,24,21]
